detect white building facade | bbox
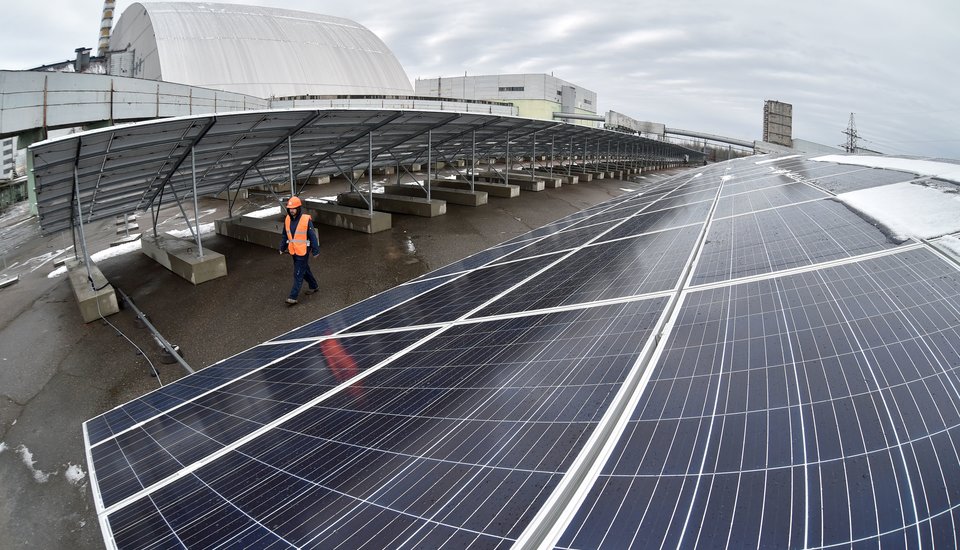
[415,74,598,126]
[109,2,414,98]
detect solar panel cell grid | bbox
[85,342,310,445]
[106,298,669,548]
[692,199,901,285]
[474,225,701,318]
[344,254,563,332]
[91,329,437,508]
[556,248,960,549]
[594,201,711,242]
[713,182,830,219]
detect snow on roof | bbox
[837,181,960,241]
[812,154,960,184]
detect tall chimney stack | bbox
[97,0,116,57]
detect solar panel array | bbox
[84,155,960,549]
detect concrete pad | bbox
[561,169,592,182]
[141,235,228,285]
[505,171,561,188]
[249,181,292,193]
[303,200,392,233]
[215,188,249,200]
[337,192,446,217]
[66,259,119,323]
[432,179,520,198]
[0,275,19,289]
[217,215,282,249]
[569,168,604,180]
[301,175,331,185]
[382,184,488,206]
[524,170,579,185]
[471,173,544,192]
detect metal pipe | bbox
[550,136,554,179]
[287,135,295,194]
[551,112,605,122]
[368,132,374,216]
[73,165,93,279]
[471,130,476,192]
[427,129,432,202]
[505,130,510,188]
[115,287,194,375]
[531,131,536,174]
[190,147,203,257]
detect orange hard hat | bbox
[286,196,302,209]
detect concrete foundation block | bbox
[383,184,488,206]
[337,192,446,217]
[141,235,227,285]
[433,179,520,198]
[301,175,331,185]
[215,188,249,200]
[66,259,119,323]
[303,200,392,233]
[216,215,283,249]
[471,173,544,192]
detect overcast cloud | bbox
[2,0,958,158]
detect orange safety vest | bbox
[284,214,312,256]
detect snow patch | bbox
[243,206,282,219]
[838,182,960,240]
[16,445,56,483]
[720,175,734,183]
[0,441,7,454]
[812,155,960,185]
[65,463,87,486]
[619,188,636,192]
[935,235,960,258]
[165,222,215,239]
[755,154,801,165]
[47,239,143,279]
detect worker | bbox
[279,196,320,305]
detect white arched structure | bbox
[109,2,413,98]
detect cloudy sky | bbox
[3,0,958,158]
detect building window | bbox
[583,99,592,105]
[499,86,524,92]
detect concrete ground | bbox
[0,167,681,549]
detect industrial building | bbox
[108,2,414,98]
[415,73,599,126]
[0,137,14,180]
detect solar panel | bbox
[555,247,960,549]
[99,298,670,548]
[83,153,960,549]
[692,199,904,286]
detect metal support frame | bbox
[137,118,218,212]
[368,131,374,216]
[163,181,199,244]
[190,147,203,257]
[505,130,510,188]
[568,137,573,176]
[116,287,194,375]
[73,165,92,279]
[531,131,537,174]
[287,136,295,191]
[426,129,432,202]
[471,130,476,191]
[550,137,555,179]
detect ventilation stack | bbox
[97,0,116,57]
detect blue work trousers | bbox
[289,254,318,300]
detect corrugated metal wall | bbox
[109,2,413,99]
